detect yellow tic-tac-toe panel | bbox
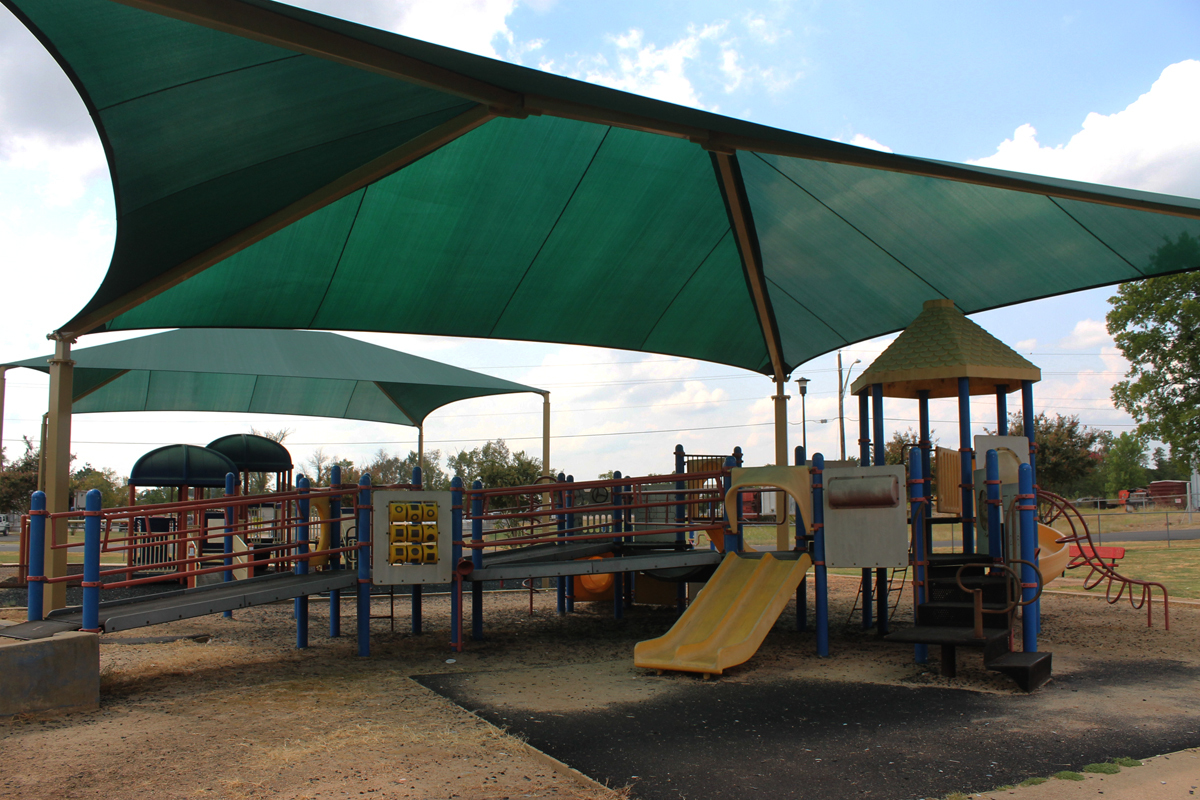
[373,490,452,586]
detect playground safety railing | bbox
[1039,490,1169,629]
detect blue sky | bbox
[1,0,1198,482]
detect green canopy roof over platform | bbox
[3,328,542,426]
[8,0,1200,378]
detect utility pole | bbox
[837,352,846,461]
[796,377,809,452]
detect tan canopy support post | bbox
[773,379,790,551]
[540,391,551,509]
[37,413,48,491]
[44,335,75,614]
[417,425,424,485]
[724,466,813,551]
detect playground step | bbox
[986,651,1053,692]
[918,601,1013,629]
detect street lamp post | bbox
[796,377,809,453]
[836,352,861,462]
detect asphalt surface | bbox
[418,659,1200,800]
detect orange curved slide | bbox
[1038,523,1069,585]
[634,552,812,676]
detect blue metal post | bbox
[958,376,976,555]
[860,390,874,630]
[986,450,1003,564]
[1022,378,1038,635]
[556,472,567,615]
[722,456,738,554]
[1018,463,1038,652]
[996,385,1009,435]
[223,472,235,620]
[812,454,829,657]
[450,476,464,651]
[356,474,372,657]
[27,491,46,622]
[909,450,928,663]
[81,489,102,633]
[295,475,310,649]
[795,444,807,631]
[566,476,575,613]
[412,465,423,636]
[329,464,342,637]
[872,383,888,634]
[612,472,624,621]
[733,446,744,552]
[472,479,484,640]
[918,390,933,559]
[674,445,686,613]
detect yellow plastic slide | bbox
[634,552,812,676]
[1038,523,1069,586]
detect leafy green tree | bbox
[1004,412,1104,496]
[71,463,128,508]
[1148,447,1189,482]
[0,437,40,513]
[1102,431,1149,497]
[1108,232,1200,468]
[446,440,547,509]
[361,448,447,490]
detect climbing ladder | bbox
[845,567,908,627]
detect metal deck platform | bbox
[0,571,358,640]
[469,547,722,582]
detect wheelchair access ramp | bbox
[634,551,812,677]
[0,570,358,640]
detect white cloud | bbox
[847,134,893,153]
[971,60,1200,198]
[1057,319,1111,351]
[720,48,745,93]
[3,135,107,206]
[743,12,789,45]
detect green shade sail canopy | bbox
[3,328,543,426]
[8,0,1200,379]
[129,443,238,487]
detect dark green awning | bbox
[8,0,1200,378]
[4,328,542,426]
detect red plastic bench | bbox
[1068,544,1125,570]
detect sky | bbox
[1,0,1199,484]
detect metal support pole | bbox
[223,472,235,620]
[612,472,624,621]
[795,444,807,631]
[81,489,102,633]
[909,449,928,664]
[858,391,870,464]
[556,472,566,616]
[918,390,933,558]
[329,464,341,637]
[734,446,745,552]
[958,376,976,555]
[356,474,372,657]
[812,453,829,657]
[44,336,74,614]
[541,392,551,511]
[986,450,1003,564]
[412,465,424,635]
[450,476,464,652]
[675,445,687,613]
[566,475,575,613]
[0,367,6,471]
[773,379,789,551]
[472,479,484,640]
[872,383,886,633]
[27,491,46,622]
[722,456,738,554]
[1018,463,1038,652]
[295,475,310,649]
[417,427,424,484]
[1022,380,1037,489]
[996,385,1008,435]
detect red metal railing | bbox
[1041,490,1170,629]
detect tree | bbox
[446,440,547,509]
[71,463,128,508]
[1108,232,1200,469]
[1103,431,1149,497]
[0,437,40,513]
[882,427,937,488]
[361,448,447,490]
[1003,412,1104,496]
[1148,447,1189,482]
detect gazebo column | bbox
[996,384,1008,435]
[957,377,975,555]
[918,390,932,559]
[872,383,887,634]
[857,391,872,630]
[44,336,74,614]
